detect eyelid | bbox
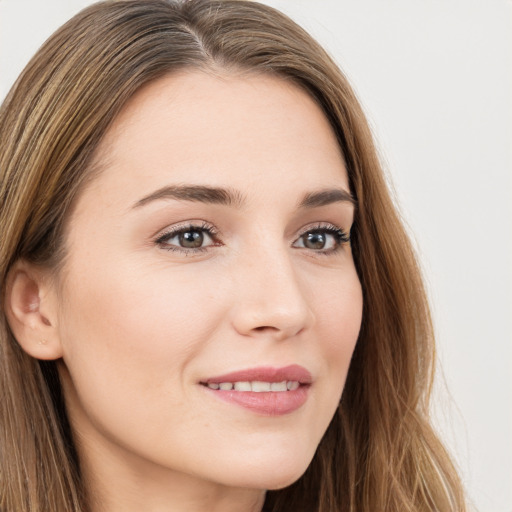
[152,220,350,255]
[295,222,350,240]
[154,220,218,238]
[292,222,350,253]
[154,220,221,252]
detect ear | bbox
[5,260,63,360]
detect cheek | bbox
[311,264,363,347]
[57,259,226,406]
[326,281,362,354]
[313,269,363,400]
[56,259,233,472]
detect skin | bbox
[14,71,363,511]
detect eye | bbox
[293,224,350,252]
[155,222,218,253]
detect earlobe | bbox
[5,261,63,360]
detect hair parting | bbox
[0,1,466,511]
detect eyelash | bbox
[154,222,350,255]
[155,221,220,255]
[294,223,350,255]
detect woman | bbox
[0,1,466,511]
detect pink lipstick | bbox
[200,365,312,416]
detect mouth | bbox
[199,365,312,415]
[203,380,301,392]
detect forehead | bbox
[85,70,349,208]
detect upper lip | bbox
[201,364,313,385]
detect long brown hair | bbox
[0,1,466,511]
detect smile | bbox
[200,365,311,415]
[205,380,301,391]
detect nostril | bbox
[253,326,277,332]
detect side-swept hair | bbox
[0,1,466,510]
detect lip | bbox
[202,364,312,384]
[200,365,312,416]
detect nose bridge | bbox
[231,241,314,339]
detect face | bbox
[53,71,363,494]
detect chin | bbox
[261,470,308,491]
[212,447,315,491]
[223,469,308,492]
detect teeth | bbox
[251,381,271,392]
[287,381,300,391]
[234,381,251,391]
[270,381,288,391]
[207,380,300,392]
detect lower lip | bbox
[203,385,309,416]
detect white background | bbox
[1,1,510,511]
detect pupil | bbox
[180,230,204,248]
[305,232,326,249]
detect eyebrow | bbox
[298,188,356,209]
[132,185,245,209]
[132,184,355,210]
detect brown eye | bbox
[179,230,204,248]
[156,224,217,252]
[293,226,349,252]
[303,232,327,249]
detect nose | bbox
[229,247,315,341]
